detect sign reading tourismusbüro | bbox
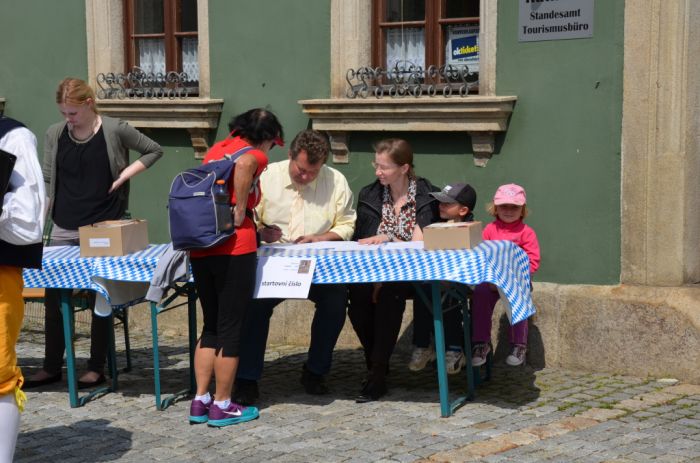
[519,0,594,42]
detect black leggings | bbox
[191,253,256,357]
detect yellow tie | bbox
[288,187,305,241]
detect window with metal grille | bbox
[124,0,199,93]
[372,0,479,87]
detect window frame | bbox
[123,0,199,81]
[300,0,514,167]
[86,0,222,159]
[371,0,480,71]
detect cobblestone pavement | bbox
[15,326,700,463]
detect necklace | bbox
[68,115,100,144]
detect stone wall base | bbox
[83,282,700,384]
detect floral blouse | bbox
[377,177,417,241]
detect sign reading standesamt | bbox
[519,0,594,42]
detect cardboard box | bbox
[423,221,483,250]
[79,219,149,257]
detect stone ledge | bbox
[299,97,517,166]
[96,98,224,158]
[96,99,223,128]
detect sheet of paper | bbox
[254,256,316,299]
[382,241,424,251]
[43,245,73,252]
[260,241,382,252]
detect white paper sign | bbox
[89,238,111,248]
[254,256,316,299]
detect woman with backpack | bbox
[187,108,284,427]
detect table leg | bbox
[431,283,451,418]
[107,314,119,392]
[150,302,163,410]
[150,283,197,410]
[59,290,79,408]
[187,284,197,394]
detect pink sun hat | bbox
[493,183,526,206]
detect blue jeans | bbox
[236,284,348,380]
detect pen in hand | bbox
[260,222,281,230]
[259,222,283,243]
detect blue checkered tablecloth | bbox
[23,244,170,312]
[259,240,535,323]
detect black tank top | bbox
[53,126,124,229]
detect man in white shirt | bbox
[234,130,356,405]
[0,116,46,462]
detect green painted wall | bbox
[494,0,624,284]
[1,1,624,284]
[0,1,217,244]
[0,0,88,142]
[340,1,624,285]
[207,0,330,148]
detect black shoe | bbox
[300,363,329,395]
[233,378,259,405]
[77,373,106,389]
[22,372,62,390]
[355,379,387,403]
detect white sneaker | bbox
[445,350,466,375]
[506,344,527,366]
[471,343,491,367]
[408,346,436,371]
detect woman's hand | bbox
[233,207,246,228]
[358,234,391,245]
[109,160,147,194]
[108,176,126,194]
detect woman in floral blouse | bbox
[348,138,440,403]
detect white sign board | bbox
[519,0,594,42]
[254,256,316,299]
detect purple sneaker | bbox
[207,401,259,427]
[189,398,211,424]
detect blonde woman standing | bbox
[24,78,162,389]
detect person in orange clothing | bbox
[0,115,46,462]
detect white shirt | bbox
[0,126,46,245]
[256,160,356,243]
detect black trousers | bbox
[43,238,108,375]
[348,282,416,372]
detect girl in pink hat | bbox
[471,183,540,367]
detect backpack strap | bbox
[223,145,253,163]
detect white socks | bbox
[0,394,20,463]
[195,392,211,404]
[214,399,230,409]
